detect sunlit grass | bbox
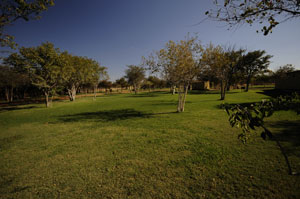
[0,89,299,198]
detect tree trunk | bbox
[220,81,226,100]
[245,77,250,92]
[177,90,183,112]
[134,84,137,94]
[5,87,9,102]
[226,81,231,91]
[68,84,77,101]
[9,87,13,102]
[93,85,97,100]
[177,85,188,113]
[45,92,50,108]
[180,84,189,112]
[172,86,176,95]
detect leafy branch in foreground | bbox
[223,93,300,175]
[206,0,300,35]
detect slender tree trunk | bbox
[177,90,183,112]
[45,92,50,108]
[180,84,189,112]
[134,84,137,94]
[226,81,231,91]
[68,84,77,101]
[177,85,188,113]
[5,87,9,102]
[9,87,13,102]
[93,85,97,100]
[172,85,176,95]
[220,81,226,100]
[245,76,251,92]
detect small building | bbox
[275,70,300,90]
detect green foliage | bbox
[143,36,202,111]
[115,77,129,89]
[1,0,55,48]
[17,42,62,95]
[224,93,300,142]
[125,65,145,94]
[60,52,107,101]
[4,42,107,105]
[206,0,300,35]
[241,50,272,91]
[201,44,244,100]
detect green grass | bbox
[0,89,299,198]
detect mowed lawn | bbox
[0,89,299,199]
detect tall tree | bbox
[201,44,231,100]
[90,63,108,99]
[206,0,300,35]
[125,65,145,94]
[6,42,62,107]
[144,37,202,112]
[241,50,272,92]
[1,0,55,48]
[60,53,107,101]
[224,48,245,91]
[115,77,129,92]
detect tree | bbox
[206,0,300,35]
[1,60,30,102]
[144,37,202,112]
[60,53,107,101]
[201,44,242,100]
[224,48,245,91]
[1,0,55,48]
[125,65,145,94]
[91,64,108,99]
[5,42,62,107]
[115,77,129,92]
[98,80,113,93]
[147,76,162,89]
[241,50,272,92]
[273,64,295,79]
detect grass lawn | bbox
[0,89,299,198]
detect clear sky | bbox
[5,0,300,81]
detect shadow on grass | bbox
[258,89,300,98]
[188,90,240,95]
[0,106,37,113]
[0,97,68,112]
[215,102,255,110]
[58,108,177,123]
[125,91,170,98]
[151,101,192,106]
[266,120,300,157]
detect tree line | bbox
[1,38,296,112]
[1,42,107,107]
[142,36,295,112]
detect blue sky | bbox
[5,0,300,80]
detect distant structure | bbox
[191,81,210,90]
[275,70,300,90]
